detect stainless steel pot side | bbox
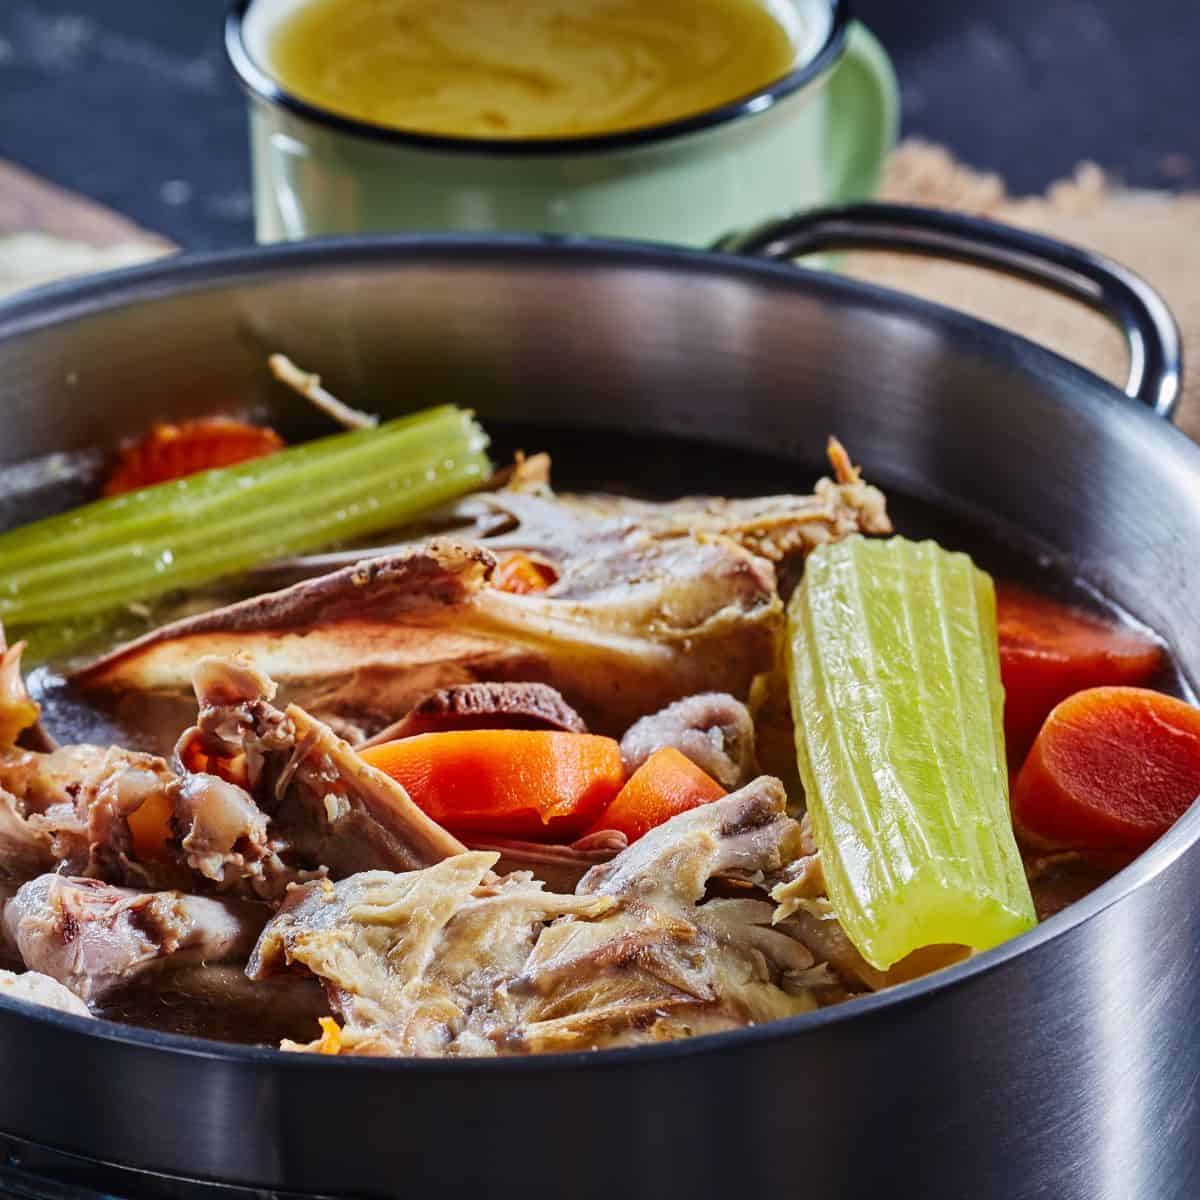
[0,207,1196,1200]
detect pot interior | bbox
[3,241,1198,696]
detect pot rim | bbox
[223,0,849,157]
[2,231,1198,1073]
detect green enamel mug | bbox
[226,0,898,247]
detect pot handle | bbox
[727,203,1182,419]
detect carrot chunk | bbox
[315,1017,343,1055]
[587,746,726,843]
[997,584,1163,766]
[359,730,624,842]
[1013,686,1200,854]
[492,552,557,595]
[103,418,284,496]
[126,789,174,861]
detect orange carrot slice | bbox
[493,552,557,595]
[1013,686,1200,853]
[126,789,175,861]
[315,1017,343,1055]
[997,584,1163,767]
[103,418,284,496]
[587,746,726,843]
[359,730,624,842]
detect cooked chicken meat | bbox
[513,776,818,1052]
[5,874,268,1002]
[2,635,182,887]
[250,777,818,1057]
[75,536,783,738]
[0,741,187,889]
[458,828,628,894]
[250,855,613,1056]
[561,438,891,565]
[182,657,466,882]
[619,692,758,789]
[235,441,888,588]
[2,642,466,899]
[0,777,56,883]
[0,968,93,1017]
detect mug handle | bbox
[728,202,1182,419]
[823,22,899,202]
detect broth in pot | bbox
[1,375,1198,1053]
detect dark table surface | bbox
[0,0,1197,249]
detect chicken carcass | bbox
[1,631,204,889]
[244,439,889,586]
[181,656,465,882]
[559,438,891,566]
[75,530,782,740]
[5,874,269,1003]
[249,855,613,1056]
[73,441,891,740]
[3,641,464,896]
[249,776,820,1057]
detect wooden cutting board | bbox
[1,149,1197,441]
[0,159,169,247]
[0,159,170,299]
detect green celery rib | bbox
[0,407,490,629]
[9,432,470,603]
[786,535,1036,970]
[0,406,468,571]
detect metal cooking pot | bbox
[0,207,1195,1200]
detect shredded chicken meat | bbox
[250,777,819,1056]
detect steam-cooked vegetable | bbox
[124,787,177,862]
[1013,686,1200,853]
[103,419,285,496]
[0,637,40,746]
[492,551,557,594]
[0,407,490,641]
[314,1017,344,1056]
[786,535,1036,970]
[359,730,626,841]
[586,746,726,842]
[997,584,1164,766]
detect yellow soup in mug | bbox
[268,0,801,139]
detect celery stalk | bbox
[0,407,490,630]
[786,535,1036,970]
[0,406,469,569]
